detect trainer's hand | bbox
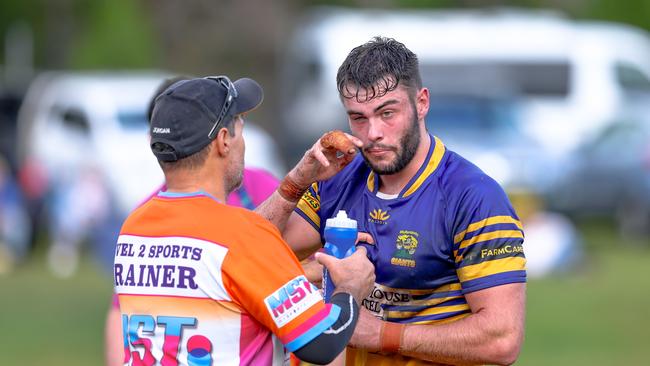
[288,130,362,189]
[315,246,375,304]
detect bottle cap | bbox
[325,210,357,229]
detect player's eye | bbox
[381,110,394,118]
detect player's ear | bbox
[415,87,429,121]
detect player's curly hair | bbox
[336,36,422,102]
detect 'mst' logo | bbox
[265,275,322,327]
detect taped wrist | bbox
[380,321,405,354]
[278,174,308,202]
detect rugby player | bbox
[257,37,527,365]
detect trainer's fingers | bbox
[314,251,337,269]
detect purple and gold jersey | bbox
[295,135,526,365]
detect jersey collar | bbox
[157,190,222,203]
[366,134,446,198]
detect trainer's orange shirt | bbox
[114,191,339,365]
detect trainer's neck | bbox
[377,133,431,195]
[164,168,226,202]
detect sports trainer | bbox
[105,76,282,366]
[258,37,527,365]
[113,76,375,365]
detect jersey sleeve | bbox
[294,183,321,232]
[221,213,339,352]
[450,177,527,294]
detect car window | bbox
[425,96,518,135]
[421,62,571,98]
[58,107,90,135]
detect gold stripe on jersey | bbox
[385,303,470,319]
[454,215,523,244]
[454,230,524,261]
[367,171,376,192]
[457,256,527,283]
[296,183,321,228]
[405,294,463,307]
[403,136,446,198]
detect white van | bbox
[280,7,650,159]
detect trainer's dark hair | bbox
[336,37,422,102]
[154,141,212,173]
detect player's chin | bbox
[367,160,400,175]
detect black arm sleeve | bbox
[292,292,359,365]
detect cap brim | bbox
[233,78,264,115]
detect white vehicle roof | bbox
[298,7,650,75]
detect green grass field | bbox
[1,220,648,365]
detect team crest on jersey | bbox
[391,230,419,267]
[368,208,390,224]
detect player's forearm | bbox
[255,190,299,233]
[255,168,312,232]
[398,306,524,365]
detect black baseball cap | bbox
[150,76,263,162]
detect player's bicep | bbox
[465,283,526,336]
[284,212,322,260]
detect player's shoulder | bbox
[440,149,508,203]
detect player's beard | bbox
[361,106,421,175]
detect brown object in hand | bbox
[320,130,356,153]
